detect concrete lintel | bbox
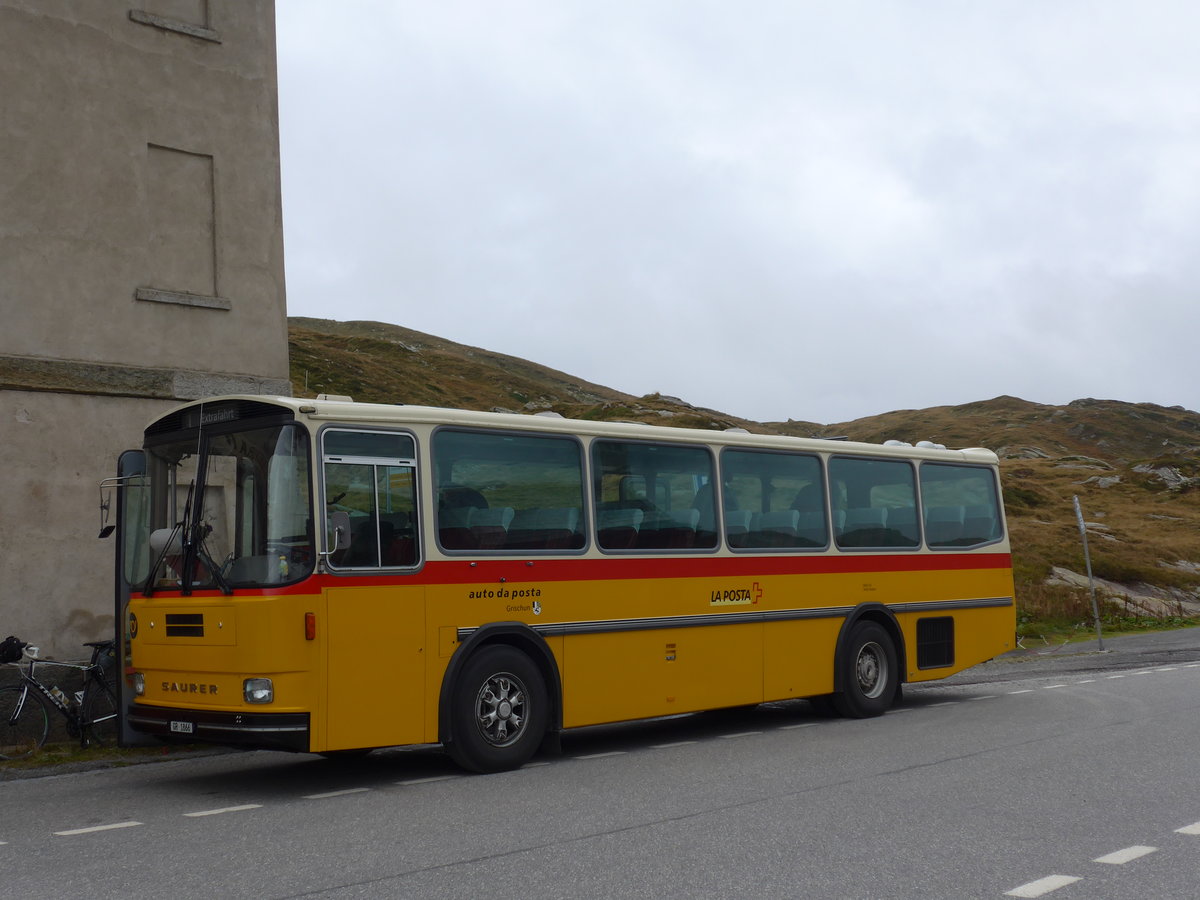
[0,355,289,401]
[128,9,222,44]
[135,287,232,311]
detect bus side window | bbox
[433,429,586,553]
[920,463,1002,548]
[829,457,918,549]
[720,449,827,550]
[593,440,717,551]
[323,430,419,570]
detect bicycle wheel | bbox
[0,685,49,759]
[81,676,119,748]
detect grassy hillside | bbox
[288,317,765,431]
[289,318,1200,637]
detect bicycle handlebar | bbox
[1,636,114,664]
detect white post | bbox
[1072,495,1105,650]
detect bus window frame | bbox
[718,446,831,553]
[918,460,1006,551]
[828,454,922,552]
[319,425,423,574]
[431,426,591,557]
[591,436,720,556]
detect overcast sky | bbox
[275,2,1199,425]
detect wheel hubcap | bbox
[855,641,887,699]
[475,672,527,747]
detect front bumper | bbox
[127,704,310,752]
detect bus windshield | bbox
[138,423,314,593]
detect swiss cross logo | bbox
[752,582,763,604]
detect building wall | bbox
[0,1,290,657]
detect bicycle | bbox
[0,635,119,760]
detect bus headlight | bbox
[243,678,274,704]
[132,672,145,696]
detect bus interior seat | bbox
[537,507,583,549]
[793,510,828,546]
[749,509,799,547]
[884,506,919,543]
[507,507,584,550]
[724,510,752,547]
[438,506,475,550]
[690,483,718,544]
[925,505,965,545]
[597,507,643,549]
[376,512,416,565]
[470,507,514,549]
[339,514,382,565]
[839,507,888,547]
[962,505,997,543]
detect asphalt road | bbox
[3,628,1200,899]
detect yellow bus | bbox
[116,395,1015,772]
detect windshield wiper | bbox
[192,523,233,596]
[142,479,195,598]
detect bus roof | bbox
[152,395,1001,465]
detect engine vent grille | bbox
[916,616,954,669]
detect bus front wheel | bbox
[832,621,898,718]
[446,645,548,773]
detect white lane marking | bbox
[1175,821,1200,835]
[720,731,763,739]
[183,804,262,818]
[303,788,370,800]
[1133,670,1154,675]
[54,821,142,836]
[779,723,817,730]
[1184,664,1200,668]
[1107,674,1125,679]
[521,761,550,769]
[1075,679,1095,684]
[1005,874,1081,897]
[651,740,699,748]
[970,695,998,701]
[396,775,457,786]
[930,701,959,707]
[575,751,626,759]
[1093,845,1157,865]
[1155,667,1177,672]
[1008,689,1034,695]
[1044,684,1067,689]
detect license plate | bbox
[169,720,194,734]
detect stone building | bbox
[0,1,290,656]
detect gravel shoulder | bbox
[945,626,1200,685]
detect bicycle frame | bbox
[5,649,114,733]
[14,657,86,720]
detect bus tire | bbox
[446,645,547,773]
[832,621,898,719]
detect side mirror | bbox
[328,511,352,553]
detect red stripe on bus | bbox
[170,551,1011,597]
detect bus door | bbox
[320,429,426,751]
[100,449,157,746]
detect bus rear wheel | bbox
[832,621,898,719]
[446,645,547,773]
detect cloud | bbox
[276,1,1200,423]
